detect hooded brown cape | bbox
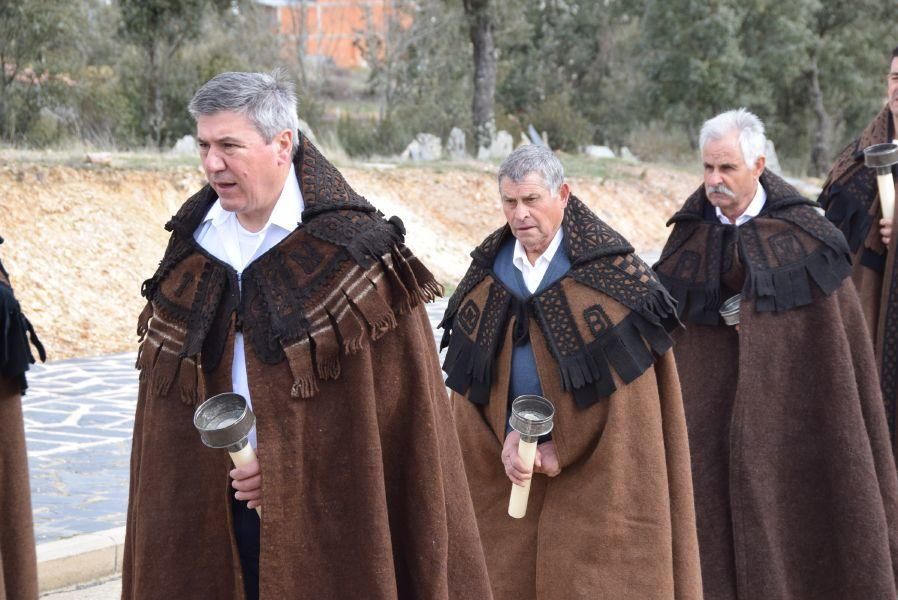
[818,105,898,455]
[121,136,493,600]
[655,170,898,600]
[0,239,45,600]
[439,197,703,600]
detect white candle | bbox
[229,443,261,518]
[877,172,896,222]
[508,439,539,519]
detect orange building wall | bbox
[275,1,405,69]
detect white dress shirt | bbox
[193,163,304,448]
[512,228,564,294]
[715,183,767,227]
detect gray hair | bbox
[699,108,766,168]
[188,70,300,153]
[497,144,564,194]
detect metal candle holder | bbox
[719,294,741,327]
[194,392,261,517]
[507,395,555,519]
[864,143,898,222]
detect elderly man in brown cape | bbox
[439,144,703,600]
[818,45,898,456]
[121,71,492,600]
[0,236,45,600]
[655,108,898,600]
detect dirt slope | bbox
[0,158,699,359]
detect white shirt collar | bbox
[203,163,304,232]
[715,180,767,227]
[513,227,564,270]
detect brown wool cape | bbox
[121,136,493,600]
[818,105,898,456]
[655,170,898,600]
[439,197,703,600]
[0,239,45,600]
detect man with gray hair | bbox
[655,108,898,599]
[122,71,492,600]
[440,144,703,599]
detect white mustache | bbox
[707,184,736,198]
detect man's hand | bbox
[534,441,561,477]
[231,457,262,509]
[881,218,893,246]
[501,431,562,486]
[502,430,532,486]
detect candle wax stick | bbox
[508,439,539,518]
[229,444,262,518]
[877,173,896,222]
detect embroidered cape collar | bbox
[441,196,679,408]
[137,135,439,403]
[655,170,851,324]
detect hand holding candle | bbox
[194,392,262,517]
[863,143,898,222]
[506,395,555,519]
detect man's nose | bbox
[514,203,530,220]
[203,147,226,173]
[707,170,722,186]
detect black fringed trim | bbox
[818,175,876,254]
[438,262,490,350]
[443,296,676,409]
[443,330,495,405]
[656,274,722,326]
[442,282,512,404]
[747,243,851,313]
[0,284,46,394]
[565,310,675,408]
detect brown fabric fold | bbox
[0,376,38,600]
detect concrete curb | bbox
[36,527,125,593]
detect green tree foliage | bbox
[0,0,81,143]
[117,0,232,147]
[495,0,644,150]
[641,0,894,173]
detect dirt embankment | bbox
[0,159,699,360]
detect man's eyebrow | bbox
[197,135,243,144]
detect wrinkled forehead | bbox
[702,132,744,162]
[499,171,553,193]
[196,111,262,142]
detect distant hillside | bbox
[0,155,699,359]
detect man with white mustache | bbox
[819,45,898,464]
[655,108,898,600]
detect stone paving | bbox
[24,299,449,543]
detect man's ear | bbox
[275,129,294,164]
[558,182,571,206]
[753,155,766,178]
